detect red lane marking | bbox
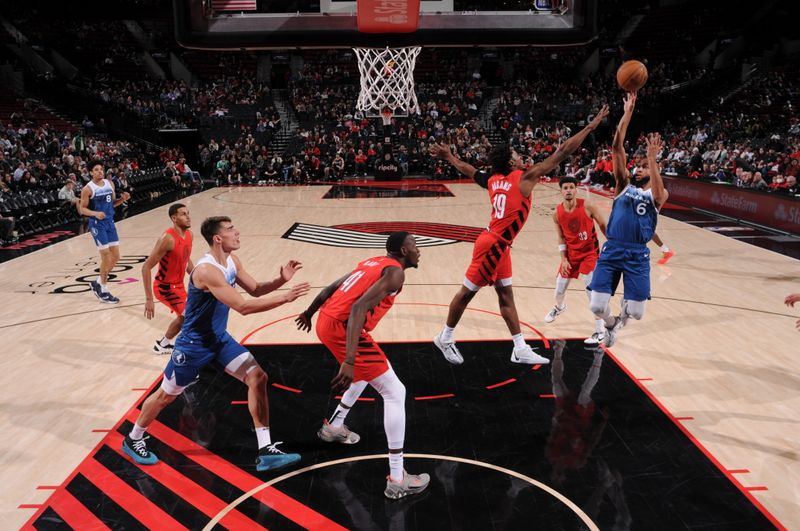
[44,489,110,530]
[334,396,376,402]
[728,469,751,474]
[135,413,348,531]
[131,388,149,391]
[79,459,187,530]
[106,432,265,530]
[36,486,59,490]
[18,504,43,509]
[486,378,516,390]
[231,401,248,405]
[272,383,302,393]
[674,417,694,421]
[21,376,164,529]
[241,314,300,344]
[539,394,556,398]
[598,344,786,531]
[91,429,112,433]
[414,394,455,401]
[532,364,542,371]
[636,377,653,381]
[745,486,769,492]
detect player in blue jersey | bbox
[79,160,130,304]
[589,92,668,347]
[122,216,311,472]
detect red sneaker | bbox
[657,250,675,265]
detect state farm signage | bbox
[663,176,800,234]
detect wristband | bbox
[558,244,567,252]
[343,360,355,366]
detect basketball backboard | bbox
[174,0,596,49]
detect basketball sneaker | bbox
[584,332,605,346]
[434,332,463,365]
[511,344,550,365]
[318,419,360,444]
[90,280,105,302]
[384,471,431,500]
[255,442,300,472]
[603,317,624,348]
[544,304,566,323]
[657,250,675,265]
[152,339,174,355]
[122,435,158,465]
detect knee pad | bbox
[589,291,611,317]
[555,275,570,297]
[225,352,262,383]
[622,299,646,321]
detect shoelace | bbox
[131,436,150,456]
[264,442,286,455]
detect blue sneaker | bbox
[90,280,104,301]
[256,442,300,472]
[100,291,120,304]
[122,435,158,465]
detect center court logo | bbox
[282,221,483,248]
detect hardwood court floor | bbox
[2,183,798,529]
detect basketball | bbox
[616,60,648,92]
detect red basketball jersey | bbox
[155,228,193,285]
[556,199,599,259]
[487,169,532,243]
[320,256,403,331]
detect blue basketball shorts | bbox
[89,221,119,249]
[588,241,651,301]
[162,333,250,392]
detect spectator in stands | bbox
[162,161,180,188]
[58,180,80,206]
[0,213,15,245]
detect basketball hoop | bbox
[354,46,421,118]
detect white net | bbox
[354,46,421,118]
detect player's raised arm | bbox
[612,92,636,191]
[584,201,608,237]
[235,256,303,297]
[430,143,492,187]
[519,105,609,196]
[646,133,668,207]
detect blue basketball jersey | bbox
[606,184,658,245]
[179,254,237,345]
[87,179,116,225]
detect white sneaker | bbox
[511,344,550,364]
[434,332,464,365]
[603,317,624,348]
[384,471,430,500]
[152,339,174,355]
[317,419,360,444]
[544,304,566,323]
[584,331,605,346]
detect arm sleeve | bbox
[473,170,490,189]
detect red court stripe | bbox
[486,378,516,390]
[334,396,376,402]
[272,383,302,393]
[18,504,43,509]
[231,401,248,405]
[92,429,112,433]
[539,394,556,398]
[105,432,265,530]
[728,469,750,474]
[134,414,347,531]
[414,393,455,401]
[745,486,769,491]
[36,486,59,490]
[131,388,149,391]
[47,489,110,531]
[674,416,694,421]
[637,377,653,381]
[532,364,542,371]
[79,458,187,530]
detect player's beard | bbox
[634,175,650,188]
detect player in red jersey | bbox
[544,176,608,345]
[430,105,609,365]
[295,232,430,500]
[142,203,194,354]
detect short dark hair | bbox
[168,203,186,218]
[559,176,578,188]
[88,159,104,172]
[489,144,513,175]
[386,231,410,255]
[201,216,232,245]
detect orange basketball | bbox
[616,60,648,92]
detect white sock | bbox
[595,319,606,334]
[165,334,176,344]
[440,325,455,343]
[661,244,670,253]
[255,427,271,449]
[389,451,404,482]
[512,333,527,349]
[130,422,147,440]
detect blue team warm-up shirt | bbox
[589,184,659,301]
[87,179,119,248]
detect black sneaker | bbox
[152,339,174,354]
[100,291,120,304]
[122,435,158,465]
[255,442,300,472]
[90,280,105,301]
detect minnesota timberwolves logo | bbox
[282,222,483,248]
[172,349,187,366]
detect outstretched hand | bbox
[588,105,609,129]
[623,91,637,114]
[646,133,663,159]
[283,282,310,303]
[331,362,354,392]
[294,312,312,332]
[428,143,452,160]
[280,260,303,282]
[785,293,800,307]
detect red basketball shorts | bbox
[559,251,598,279]
[154,282,187,315]
[464,231,512,289]
[316,312,390,382]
